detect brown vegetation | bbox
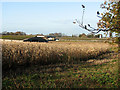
[2,41,111,70]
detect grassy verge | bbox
[2,49,119,88]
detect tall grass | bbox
[2,41,111,70]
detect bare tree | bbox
[73,1,120,36]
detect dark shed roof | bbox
[46,36,56,38]
[24,37,48,42]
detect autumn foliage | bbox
[97,1,120,34]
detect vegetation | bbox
[2,1,119,89]
[60,36,106,40]
[1,31,26,35]
[97,1,120,35]
[2,41,118,88]
[1,35,35,40]
[1,34,106,41]
[74,1,120,44]
[2,41,111,70]
[97,1,120,43]
[78,33,102,38]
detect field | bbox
[2,41,119,88]
[1,35,108,41]
[0,35,35,40]
[59,36,107,41]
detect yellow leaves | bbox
[104,1,107,5]
[106,12,109,15]
[106,22,110,25]
[99,1,119,34]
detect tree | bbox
[79,34,82,37]
[87,34,94,38]
[97,1,120,34]
[15,31,26,35]
[97,1,120,42]
[2,31,26,35]
[73,1,120,43]
[81,33,87,38]
[49,33,63,37]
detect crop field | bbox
[2,41,119,88]
[2,41,111,69]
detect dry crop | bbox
[2,41,111,70]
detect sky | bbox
[1,1,106,36]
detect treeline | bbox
[1,31,64,37]
[1,31,103,38]
[72,33,102,38]
[37,33,66,37]
[1,31,26,35]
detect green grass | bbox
[2,51,119,89]
[1,35,108,41]
[59,36,107,40]
[1,35,35,40]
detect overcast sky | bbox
[2,1,106,36]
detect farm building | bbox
[23,35,59,42]
[36,35,59,41]
[46,36,56,41]
[36,35,45,38]
[23,36,48,42]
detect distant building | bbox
[23,35,59,42]
[36,35,47,40]
[99,34,102,38]
[23,36,48,42]
[46,36,56,41]
[36,35,45,38]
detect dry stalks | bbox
[2,41,111,70]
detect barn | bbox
[46,36,56,41]
[23,36,48,42]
